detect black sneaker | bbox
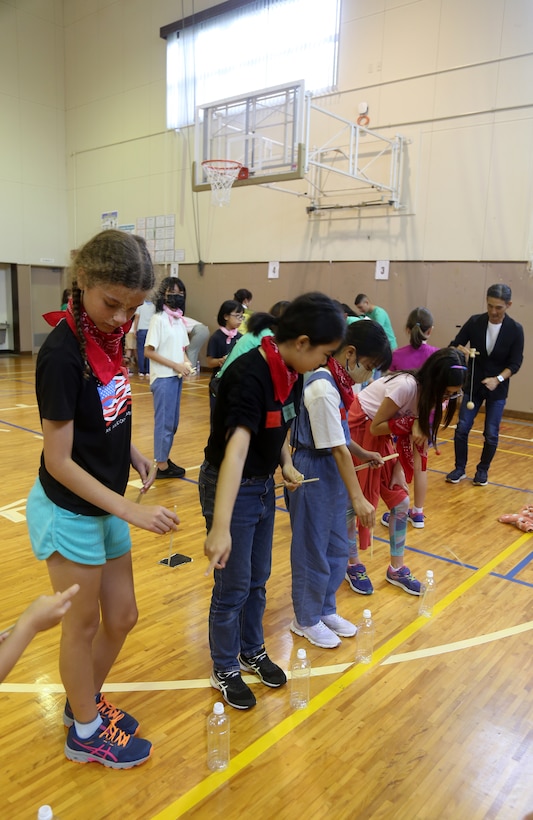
[156,462,185,479]
[239,649,287,688]
[210,669,256,710]
[445,468,467,484]
[473,470,488,486]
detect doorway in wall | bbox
[31,267,63,353]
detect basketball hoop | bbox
[202,159,242,206]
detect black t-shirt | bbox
[205,347,302,477]
[207,328,242,377]
[36,321,132,515]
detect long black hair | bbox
[386,347,467,444]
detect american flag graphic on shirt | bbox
[97,373,131,428]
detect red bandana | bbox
[326,357,355,410]
[261,336,298,403]
[388,415,427,483]
[43,301,130,385]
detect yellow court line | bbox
[151,530,533,820]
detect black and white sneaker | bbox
[239,650,287,688]
[210,669,256,710]
[473,470,488,486]
[445,468,467,484]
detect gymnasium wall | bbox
[0,0,531,410]
[176,258,532,414]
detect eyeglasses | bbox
[229,313,244,318]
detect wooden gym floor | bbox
[0,355,531,819]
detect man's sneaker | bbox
[345,563,374,595]
[322,613,357,637]
[239,649,287,688]
[408,509,425,528]
[381,511,390,527]
[445,469,467,484]
[473,470,488,486]
[63,693,139,736]
[386,565,422,596]
[290,618,341,649]
[210,669,256,710]
[64,722,152,768]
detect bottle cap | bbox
[363,609,371,618]
[213,701,225,715]
[296,648,307,660]
[38,808,54,820]
[426,570,434,578]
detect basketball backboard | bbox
[192,79,408,211]
[193,80,306,191]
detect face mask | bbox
[346,358,373,384]
[165,294,185,311]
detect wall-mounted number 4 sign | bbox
[375,260,390,280]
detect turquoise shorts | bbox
[27,479,131,566]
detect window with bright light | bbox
[162,0,341,130]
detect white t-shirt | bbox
[145,312,189,384]
[358,372,419,419]
[486,321,502,356]
[304,370,346,449]
[135,300,155,331]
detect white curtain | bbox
[166,0,341,130]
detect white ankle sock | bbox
[74,715,103,739]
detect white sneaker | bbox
[290,618,341,648]
[322,613,357,637]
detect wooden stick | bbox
[353,452,399,473]
[136,460,159,503]
[274,477,320,489]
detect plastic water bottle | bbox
[207,701,230,771]
[418,570,436,618]
[290,647,311,709]
[355,609,374,664]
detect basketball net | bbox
[202,160,242,206]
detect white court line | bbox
[382,620,533,664]
[449,424,533,443]
[4,623,532,694]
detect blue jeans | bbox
[136,329,149,375]
[287,449,349,626]
[198,462,275,672]
[454,391,506,472]
[150,375,183,462]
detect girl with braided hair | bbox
[26,229,178,768]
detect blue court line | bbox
[501,549,533,579]
[0,418,42,436]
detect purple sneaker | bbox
[408,509,425,528]
[386,565,421,596]
[345,563,374,595]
